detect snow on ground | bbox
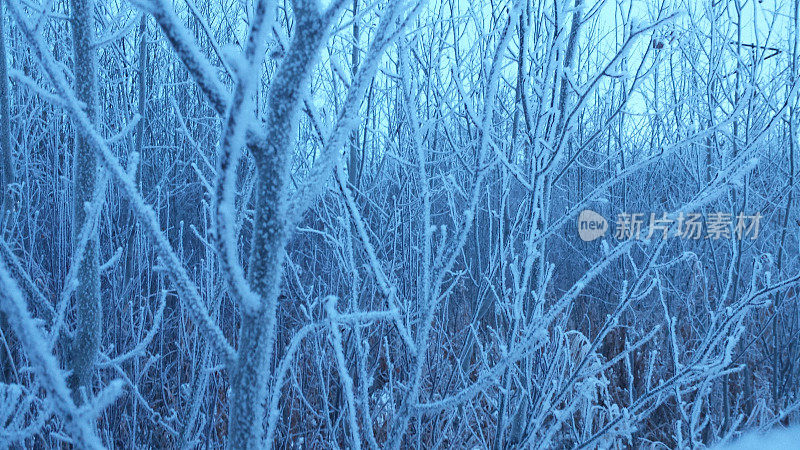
[716,427,800,450]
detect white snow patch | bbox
[715,426,800,450]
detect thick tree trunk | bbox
[68,0,100,403]
[226,5,332,448]
[134,15,148,185]
[0,6,12,212]
[0,6,15,385]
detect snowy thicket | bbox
[1,0,800,448]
